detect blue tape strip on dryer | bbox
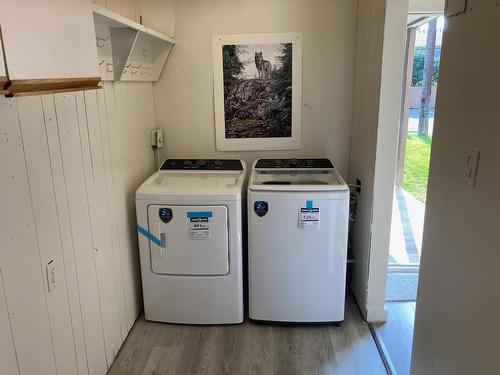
[306,200,313,209]
[137,225,162,247]
[186,211,213,218]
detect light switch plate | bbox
[465,149,480,186]
[445,0,468,17]
[46,261,56,292]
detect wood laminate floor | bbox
[108,292,387,375]
[372,302,416,375]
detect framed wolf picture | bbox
[213,33,302,151]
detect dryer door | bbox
[147,205,229,275]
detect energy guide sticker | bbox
[189,217,211,239]
[298,207,320,229]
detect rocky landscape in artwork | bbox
[223,43,293,138]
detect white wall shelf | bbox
[0,0,100,96]
[93,5,175,82]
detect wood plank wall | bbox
[0,82,156,375]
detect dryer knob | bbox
[289,158,299,167]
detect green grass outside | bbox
[403,133,432,203]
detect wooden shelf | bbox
[5,78,101,96]
[92,5,175,82]
[1,0,100,96]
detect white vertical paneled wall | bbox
[0,82,156,375]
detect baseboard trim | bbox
[365,305,388,322]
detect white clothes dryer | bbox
[136,159,246,324]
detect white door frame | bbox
[361,0,445,322]
[363,0,410,322]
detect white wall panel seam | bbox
[50,94,92,375]
[103,84,128,340]
[18,94,88,374]
[15,98,60,374]
[112,83,136,331]
[96,87,127,343]
[84,89,123,364]
[40,95,83,375]
[0,95,57,373]
[0,268,21,375]
[83,91,114,367]
[76,92,110,369]
[42,94,87,375]
[55,92,107,374]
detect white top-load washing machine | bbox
[136,159,246,324]
[248,158,349,323]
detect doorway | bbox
[388,15,443,300]
[373,15,444,375]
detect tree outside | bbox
[402,17,444,203]
[411,48,440,87]
[418,18,437,137]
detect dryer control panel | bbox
[255,158,333,169]
[161,159,244,170]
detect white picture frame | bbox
[212,32,302,151]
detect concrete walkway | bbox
[389,187,425,266]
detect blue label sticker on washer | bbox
[299,207,320,229]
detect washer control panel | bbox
[254,158,333,169]
[161,159,244,170]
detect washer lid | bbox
[249,158,348,192]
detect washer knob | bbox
[197,159,207,168]
[183,160,193,167]
[289,158,299,167]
